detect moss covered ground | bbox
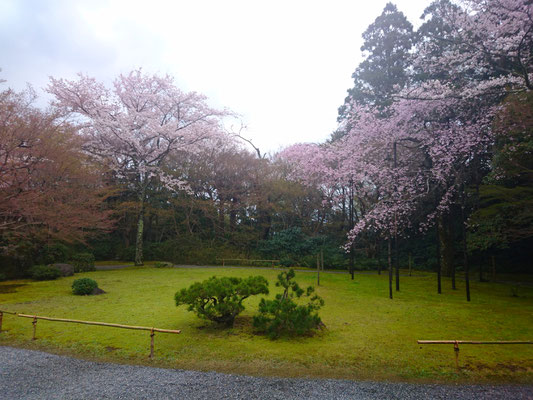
[0,266,532,383]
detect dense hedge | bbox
[30,265,61,281]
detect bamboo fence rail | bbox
[0,310,180,358]
[418,339,533,369]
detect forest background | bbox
[1,0,531,283]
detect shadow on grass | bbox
[0,284,27,294]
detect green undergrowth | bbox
[0,265,532,383]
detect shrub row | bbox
[28,253,95,281]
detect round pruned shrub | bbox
[175,275,269,326]
[72,278,99,295]
[253,269,324,339]
[70,253,95,272]
[30,265,61,281]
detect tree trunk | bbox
[377,243,382,275]
[491,255,496,281]
[461,204,471,302]
[316,254,320,286]
[388,240,393,299]
[408,252,412,276]
[349,183,354,280]
[229,198,237,232]
[393,141,399,292]
[218,199,225,235]
[436,224,442,294]
[395,234,399,291]
[438,214,455,278]
[350,246,354,280]
[134,187,146,266]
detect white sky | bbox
[0,0,430,154]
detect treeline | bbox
[1,0,531,280]
[281,0,533,288]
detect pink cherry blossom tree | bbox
[47,69,228,265]
[282,0,532,299]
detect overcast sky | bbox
[0,0,430,154]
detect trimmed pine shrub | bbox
[175,276,269,326]
[253,269,324,339]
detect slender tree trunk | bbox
[461,204,471,302]
[134,186,146,266]
[377,242,382,275]
[218,199,225,236]
[395,234,399,291]
[491,255,496,281]
[436,224,442,294]
[451,262,456,290]
[341,187,346,229]
[438,215,455,278]
[316,253,320,286]
[388,240,393,299]
[349,182,354,279]
[350,247,354,280]
[408,252,412,276]
[479,259,484,282]
[393,141,399,291]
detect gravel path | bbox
[0,347,531,399]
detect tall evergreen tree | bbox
[338,2,414,121]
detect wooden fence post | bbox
[32,316,37,340]
[149,328,155,358]
[0,311,3,333]
[454,340,460,369]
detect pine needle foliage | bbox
[175,275,269,326]
[253,269,324,339]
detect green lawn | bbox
[0,266,532,383]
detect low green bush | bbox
[175,275,269,326]
[30,265,61,281]
[154,262,172,268]
[279,256,294,268]
[72,278,99,295]
[70,253,95,272]
[0,272,6,281]
[253,269,324,339]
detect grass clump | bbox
[72,278,99,295]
